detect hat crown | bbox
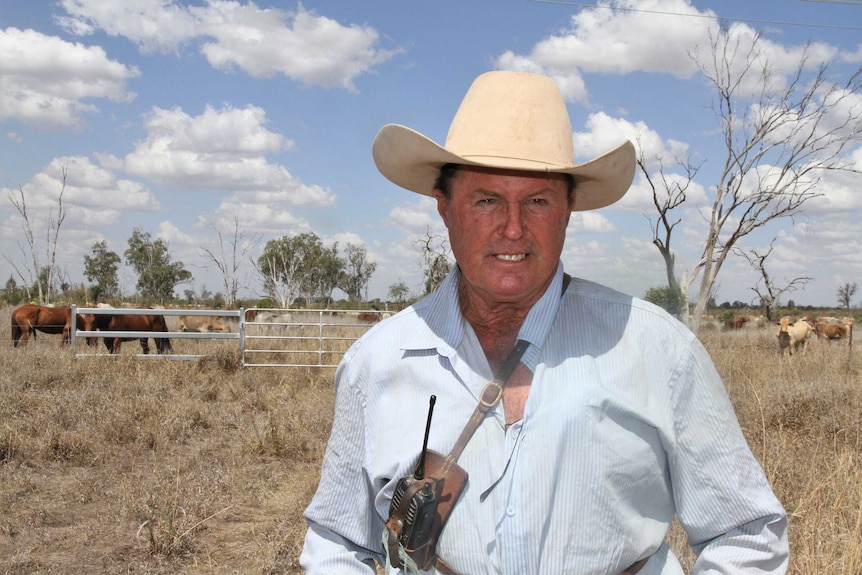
[371,70,635,211]
[445,71,575,169]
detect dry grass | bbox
[1,307,860,574]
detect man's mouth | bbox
[495,254,527,262]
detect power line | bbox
[800,0,862,5]
[527,0,862,32]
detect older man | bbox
[300,71,788,574]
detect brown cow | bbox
[10,303,95,347]
[814,318,854,343]
[82,311,172,354]
[723,316,749,330]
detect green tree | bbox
[83,240,121,303]
[388,280,409,308]
[643,285,685,317]
[309,243,343,308]
[257,232,327,308]
[124,228,192,303]
[3,276,26,305]
[339,243,376,305]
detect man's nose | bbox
[502,203,525,239]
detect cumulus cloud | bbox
[495,0,714,103]
[494,0,838,104]
[202,196,313,238]
[568,211,616,234]
[55,0,198,53]
[0,27,138,129]
[121,104,335,206]
[571,111,708,212]
[384,198,443,236]
[55,1,397,90]
[0,155,159,231]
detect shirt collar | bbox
[400,263,567,372]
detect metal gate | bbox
[70,306,387,368]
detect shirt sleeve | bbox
[300,521,380,574]
[299,355,387,573]
[667,339,789,573]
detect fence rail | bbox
[69,306,387,368]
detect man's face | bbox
[434,165,573,309]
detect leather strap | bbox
[621,556,650,575]
[440,339,529,475]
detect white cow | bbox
[776,317,814,356]
[177,315,232,333]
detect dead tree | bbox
[736,240,812,322]
[5,166,68,304]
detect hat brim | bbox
[372,124,636,212]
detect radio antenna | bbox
[413,395,436,480]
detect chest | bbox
[501,362,533,425]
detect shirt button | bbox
[506,506,515,516]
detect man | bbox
[301,71,788,574]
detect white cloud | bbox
[0,27,138,129]
[204,197,313,238]
[194,2,398,89]
[384,198,443,236]
[496,0,715,103]
[494,0,839,104]
[0,155,159,230]
[0,156,159,278]
[121,104,335,206]
[568,211,616,234]
[55,1,397,89]
[55,0,199,53]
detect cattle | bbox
[356,312,383,324]
[814,318,854,343]
[776,317,814,356]
[177,315,231,333]
[10,303,95,348]
[723,316,749,330]
[346,311,394,324]
[82,311,172,354]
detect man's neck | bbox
[459,286,531,373]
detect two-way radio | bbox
[384,395,468,571]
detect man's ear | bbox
[432,190,449,227]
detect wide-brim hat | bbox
[372,70,635,211]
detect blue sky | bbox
[1,0,861,307]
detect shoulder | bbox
[567,277,688,329]
[556,277,697,357]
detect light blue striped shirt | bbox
[301,264,788,574]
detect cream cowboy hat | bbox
[372,70,635,211]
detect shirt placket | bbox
[493,420,530,574]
